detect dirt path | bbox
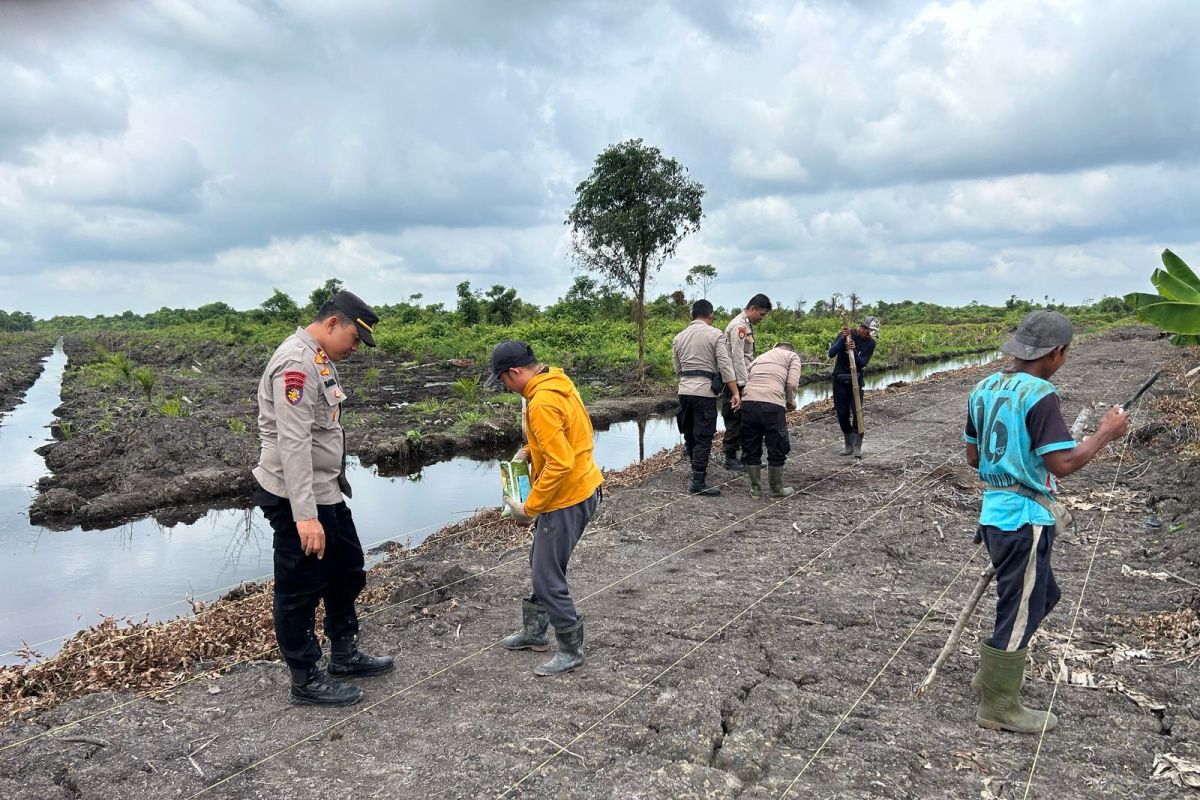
[1,328,1196,799]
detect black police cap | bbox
[330,290,379,347]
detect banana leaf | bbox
[1128,300,1200,335]
[1162,249,1200,290]
[1151,268,1200,303]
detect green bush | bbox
[131,367,156,401]
[157,397,186,417]
[452,376,480,402]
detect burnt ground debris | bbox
[27,330,993,531]
[27,332,677,530]
[0,327,1196,799]
[0,334,53,422]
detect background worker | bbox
[828,315,880,457]
[672,299,739,496]
[253,290,393,707]
[721,294,773,471]
[488,340,604,676]
[739,342,803,499]
[964,310,1129,733]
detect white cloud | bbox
[0,0,1196,317]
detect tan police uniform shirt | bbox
[672,319,736,398]
[741,347,804,409]
[723,312,756,387]
[253,327,348,521]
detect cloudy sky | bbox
[1,0,1197,318]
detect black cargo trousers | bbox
[255,488,366,671]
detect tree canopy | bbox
[566,138,704,379]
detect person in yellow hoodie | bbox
[484,340,604,676]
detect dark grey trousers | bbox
[529,487,602,630]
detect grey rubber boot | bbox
[747,465,763,499]
[501,599,550,652]
[768,466,794,498]
[840,432,854,455]
[852,432,863,458]
[976,643,1057,733]
[688,470,721,496]
[534,616,585,676]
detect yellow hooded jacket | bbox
[521,367,603,515]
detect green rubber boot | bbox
[501,599,550,652]
[747,466,763,499]
[768,466,794,498]
[976,643,1057,733]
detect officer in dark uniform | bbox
[828,315,879,458]
[253,290,393,706]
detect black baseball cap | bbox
[484,339,537,388]
[329,290,378,347]
[1001,310,1073,360]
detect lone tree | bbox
[566,138,704,381]
[309,278,344,312]
[261,288,301,321]
[685,264,718,299]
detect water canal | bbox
[0,345,998,663]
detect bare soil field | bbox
[29,333,676,529]
[1,326,1196,799]
[0,334,53,422]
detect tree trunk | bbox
[636,259,647,382]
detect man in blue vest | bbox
[964,310,1128,733]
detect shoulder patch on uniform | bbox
[283,370,306,405]
[737,326,747,339]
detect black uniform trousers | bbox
[979,523,1061,651]
[677,394,718,474]
[832,374,865,435]
[739,400,791,467]
[256,488,367,671]
[721,383,745,458]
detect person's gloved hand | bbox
[504,497,536,524]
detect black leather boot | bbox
[723,453,746,472]
[534,616,585,676]
[289,665,363,706]
[688,470,721,496]
[501,599,550,651]
[329,637,395,678]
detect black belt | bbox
[679,369,717,379]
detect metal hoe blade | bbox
[1121,369,1163,412]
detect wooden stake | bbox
[915,565,995,697]
[845,320,865,434]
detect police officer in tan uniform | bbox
[253,290,393,706]
[739,342,803,499]
[673,300,740,496]
[721,293,773,471]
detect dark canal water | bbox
[0,344,998,663]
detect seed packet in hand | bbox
[500,460,531,517]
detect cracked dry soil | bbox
[1,327,1196,799]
